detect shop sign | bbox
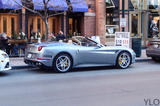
[120,18,126,27]
[115,32,130,48]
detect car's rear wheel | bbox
[116,52,131,69]
[53,53,72,73]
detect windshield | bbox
[72,36,99,47]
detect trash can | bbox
[132,38,142,57]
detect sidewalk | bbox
[135,49,152,62]
[10,49,152,69]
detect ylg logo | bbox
[144,98,160,106]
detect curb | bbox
[135,58,152,62]
[10,59,152,70]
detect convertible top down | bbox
[24,36,136,72]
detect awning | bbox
[0,0,22,9]
[70,0,88,12]
[33,0,68,11]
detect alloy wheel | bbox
[55,54,72,72]
[117,52,131,69]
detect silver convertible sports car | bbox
[24,36,136,73]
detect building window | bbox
[106,0,119,37]
[3,17,7,33]
[148,13,160,38]
[106,0,114,7]
[30,18,34,37]
[131,0,140,9]
[52,19,56,33]
[37,18,41,32]
[148,0,160,9]
[11,17,15,35]
[131,14,138,36]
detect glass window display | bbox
[148,13,160,38]
[106,25,119,37]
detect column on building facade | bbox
[81,0,96,38]
[82,13,96,37]
[143,0,148,47]
[22,8,26,34]
[61,12,67,36]
[95,0,106,44]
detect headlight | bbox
[1,53,9,58]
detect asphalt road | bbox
[0,60,160,106]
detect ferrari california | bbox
[24,36,136,73]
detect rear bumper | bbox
[24,58,52,67]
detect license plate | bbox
[27,54,32,58]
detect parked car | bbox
[0,50,11,71]
[24,36,136,73]
[146,39,160,61]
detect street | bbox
[0,60,160,106]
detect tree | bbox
[13,0,68,40]
[14,0,86,40]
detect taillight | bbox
[38,46,45,51]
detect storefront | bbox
[0,13,20,37]
[0,0,21,37]
[66,0,88,37]
[105,0,133,46]
[130,0,160,47]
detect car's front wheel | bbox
[116,52,131,69]
[53,53,72,73]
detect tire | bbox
[53,53,72,73]
[152,57,160,62]
[116,52,131,69]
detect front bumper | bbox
[0,62,11,71]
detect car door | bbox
[78,46,112,65]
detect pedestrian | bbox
[48,32,56,42]
[56,31,66,41]
[0,33,12,55]
[152,24,159,38]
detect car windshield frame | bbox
[73,36,104,47]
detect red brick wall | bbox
[95,0,106,44]
[81,16,96,37]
